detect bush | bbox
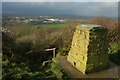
[58,45,71,56]
[2,62,56,79]
[3,22,38,38]
[51,62,69,78]
[108,43,120,65]
[2,30,16,60]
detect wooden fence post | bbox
[45,48,56,58]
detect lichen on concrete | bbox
[67,24,110,74]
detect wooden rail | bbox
[43,48,56,66]
[45,48,56,58]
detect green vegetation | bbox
[2,60,56,79]
[40,23,68,29]
[2,22,76,79]
[108,43,120,65]
[51,62,69,78]
[2,17,120,78]
[2,53,68,79]
[4,23,70,38]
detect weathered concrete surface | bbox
[53,56,119,78]
[68,25,109,74]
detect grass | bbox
[3,22,75,54]
[39,23,68,29]
[3,23,69,38]
[4,23,38,38]
[51,62,69,78]
[2,17,120,78]
[2,60,57,79]
[2,55,68,79]
[108,43,120,65]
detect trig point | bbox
[67,24,110,74]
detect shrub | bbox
[3,22,39,38]
[108,43,120,65]
[2,30,16,59]
[51,62,69,78]
[2,62,57,79]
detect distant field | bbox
[4,23,69,37]
[39,23,68,29]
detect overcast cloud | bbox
[2,2,118,17]
[2,0,119,2]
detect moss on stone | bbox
[67,24,110,74]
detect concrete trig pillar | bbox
[67,24,110,74]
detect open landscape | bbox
[1,2,120,79]
[2,16,120,79]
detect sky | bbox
[2,0,119,2]
[2,1,118,17]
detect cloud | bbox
[2,0,119,2]
[2,2,118,17]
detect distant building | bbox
[23,20,29,23]
[29,19,33,21]
[47,18,59,22]
[47,18,66,23]
[59,19,66,23]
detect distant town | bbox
[2,16,85,25]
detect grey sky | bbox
[2,2,118,17]
[2,0,119,2]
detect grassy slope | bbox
[4,23,68,38]
[3,20,120,78]
[39,24,68,29]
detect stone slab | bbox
[52,56,119,78]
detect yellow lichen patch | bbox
[67,24,109,74]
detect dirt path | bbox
[52,56,119,78]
